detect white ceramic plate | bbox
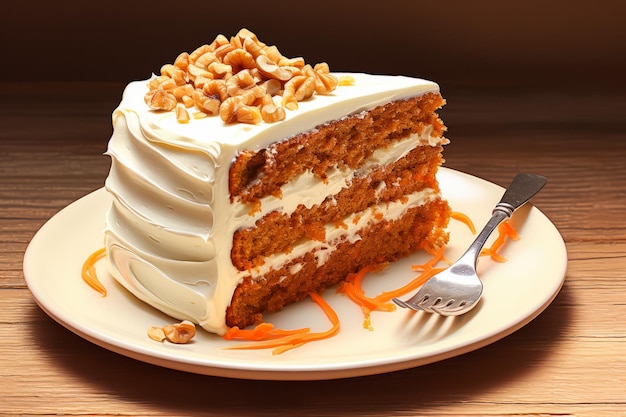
[24,168,567,380]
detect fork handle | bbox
[458,173,547,266]
[494,173,548,217]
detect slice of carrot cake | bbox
[103,29,450,334]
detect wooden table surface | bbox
[1,82,625,417]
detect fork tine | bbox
[391,298,413,309]
[417,295,444,311]
[432,299,475,315]
[430,302,455,315]
[392,297,424,311]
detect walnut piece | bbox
[282,75,315,110]
[338,75,356,86]
[261,103,286,123]
[193,90,220,115]
[236,105,262,124]
[223,49,256,72]
[306,63,338,95]
[144,89,177,111]
[165,320,197,344]
[226,69,257,97]
[148,320,196,344]
[256,55,293,81]
[147,326,166,342]
[176,103,190,123]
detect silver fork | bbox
[393,173,547,316]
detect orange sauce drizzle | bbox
[81,247,107,296]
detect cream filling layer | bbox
[242,188,438,279]
[231,128,437,228]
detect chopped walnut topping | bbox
[338,75,356,86]
[172,84,194,100]
[173,52,190,71]
[261,103,286,123]
[144,28,342,124]
[282,75,315,110]
[256,54,294,81]
[193,90,220,115]
[223,49,256,72]
[144,89,177,111]
[176,103,190,123]
[226,69,257,97]
[307,63,339,94]
[236,105,263,124]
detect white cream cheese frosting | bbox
[104,72,444,334]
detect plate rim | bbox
[23,167,568,380]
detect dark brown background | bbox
[2,0,624,91]
[2,2,626,415]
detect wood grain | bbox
[1,83,625,417]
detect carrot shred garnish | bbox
[337,246,452,329]
[81,247,107,296]
[222,322,310,341]
[479,220,519,262]
[339,264,394,310]
[480,248,508,263]
[374,267,445,304]
[450,211,476,234]
[499,220,520,241]
[411,245,449,271]
[223,292,340,355]
[337,264,400,329]
[339,280,383,312]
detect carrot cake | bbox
[103,29,450,335]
